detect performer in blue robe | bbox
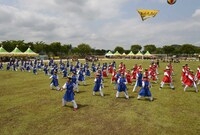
[43,64,49,75]
[137,76,153,101]
[71,72,79,93]
[132,69,143,92]
[116,73,129,99]
[33,65,37,75]
[0,62,3,70]
[49,71,60,90]
[78,68,86,85]
[93,73,104,96]
[114,70,121,89]
[6,63,10,70]
[85,67,91,77]
[62,76,78,111]
[62,68,68,78]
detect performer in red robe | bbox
[160,66,175,90]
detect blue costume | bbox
[133,71,143,92]
[136,72,143,87]
[50,74,59,87]
[78,69,85,81]
[33,65,37,75]
[138,80,152,97]
[92,75,104,96]
[62,79,78,110]
[93,77,102,92]
[85,68,91,77]
[62,68,68,78]
[116,76,129,99]
[117,77,127,92]
[63,82,75,102]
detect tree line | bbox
[1,40,200,58]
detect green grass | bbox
[0,59,200,135]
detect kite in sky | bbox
[167,0,177,5]
[137,9,159,21]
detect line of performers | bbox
[48,61,199,111]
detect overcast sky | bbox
[0,0,200,50]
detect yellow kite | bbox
[137,9,159,21]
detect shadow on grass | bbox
[115,95,134,99]
[75,90,87,94]
[78,84,90,86]
[77,104,89,109]
[62,104,89,110]
[137,97,157,102]
[184,90,198,93]
[92,94,110,97]
[103,93,110,97]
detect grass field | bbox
[0,59,200,135]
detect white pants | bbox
[116,91,129,99]
[184,82,198,92]
[160,81,174,89]
[93,87,104,96]
[50,84,60,90]
[133,81,138,92]
[73,83,79,92]
[62,99,78,108]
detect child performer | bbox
[132,69,143,92]
[93,73,104,96]
[77,67,86,85]
[62,68,68,78]
[49,71,61,90]
[195,65,200,85]
[125,69,132,85]
[137,76,153,101]
[102,66,108,78]
[184,70,198,93]
[111,69,117,84]
[33,64,37,75]
[72,71,79,93]
[61,76,78,111]
[160,66,175,90]
[114,70,121,90]
[116,73,129,99]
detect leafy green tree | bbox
[60,44,72,57]
[77,43,92,57]
[95,49,107,55]
[130,44,142,54]
[33,41,47,54]
[49,42,62,56]
[144,44,156,53]
[114,46,124,54]
[180,44,197,56]
[1,40,15,52]
[71,47,79,55]
[171,44,182,56]
[1,40,25,52]
[124,50,130,54]
[155,47,163,54]
[162,45,175,56]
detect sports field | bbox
[0,59,200,135]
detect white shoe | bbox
[126,96,129,99]
[137,96,141,100]
[150,97,153,101]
